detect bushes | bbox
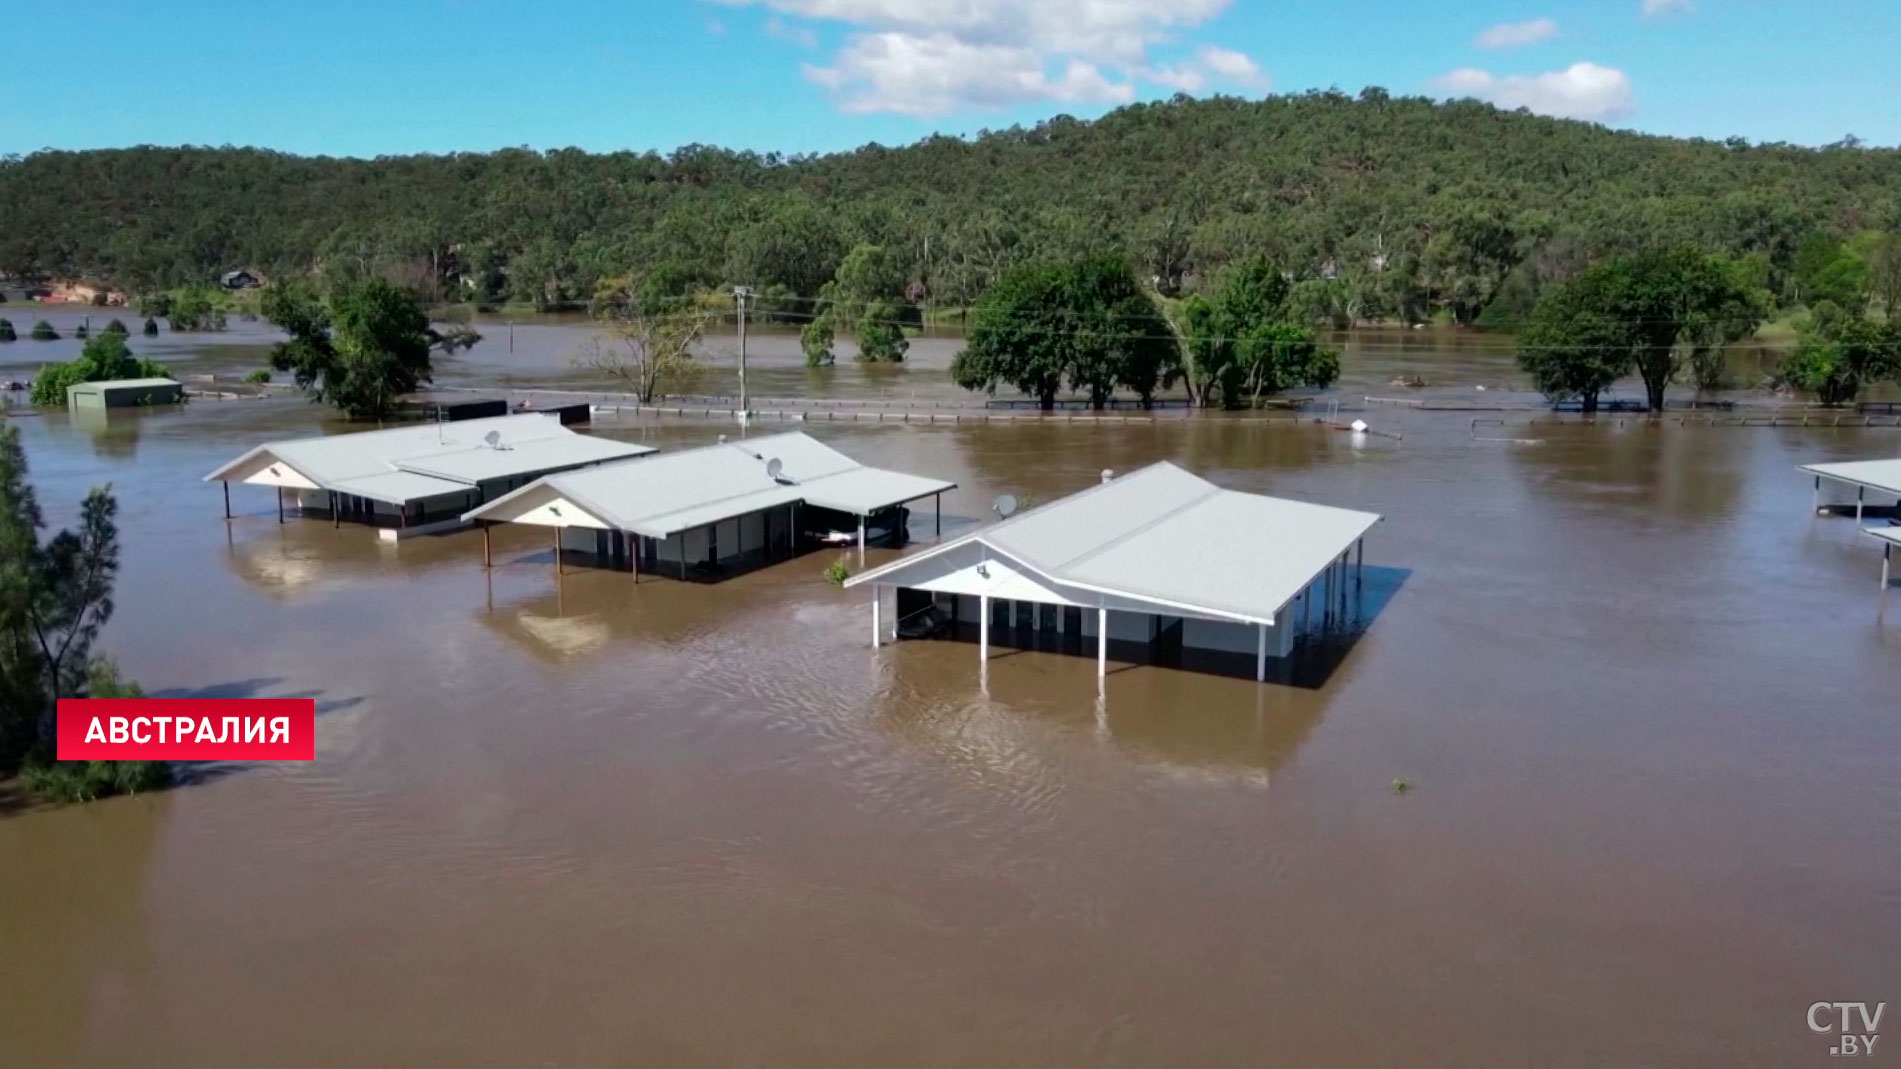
[30,320,58,340]
[75,323,89,339]
[167,286,227,332]
[142,316,160,336]
[245,369,271,384]
[29,332,172,404]
[104,318,129,335]
[0,318,14,342]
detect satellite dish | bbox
[765,457,784,481]
[483,430,501,448]
[993,493,1018,518]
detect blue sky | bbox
[2,1,1895,158]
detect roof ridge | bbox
[975,459,1186,539]
[1047,482,1226,573]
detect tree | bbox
[1178,256,1338,408]
[1859,232,1901,323]
[800,311,836,367]
[1517,272,1631,414]
[0,318,14,342]
[579,268,716,402]
[30,320,58,340]
[820,244,910,362]
[0,423,166,799]
[30,332,172,404]
[265,278,438,420]
[167,285,227,331]
[953,255,1178,410]
[103,318,129,336]
[1517,246,1763,412]
[1777,302,1901,405]
[142,316,160,336]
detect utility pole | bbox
[732,285,753,426]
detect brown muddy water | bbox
[2,362,1901,1065]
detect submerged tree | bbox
[0,424,167,799]
[580,266,716,403]
[1177,256,1339,408]
[953,255,1178,410]
[29,332,172,405]
[1777,302,1901,405]
[1518,246,1764,411]
[265,278,439,420]
[166,285,226,332]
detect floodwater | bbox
[10,302,1879,410]
[2,339,1900,1066]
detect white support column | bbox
[979,594,990,666]
[1857,486,1865,523]
[858,515,867,566]
[871,583,881,648]
[1813,475,1822,515]
[1883,544,1892,592]
[1256,624,1267,682]
[1097,607,1108,686]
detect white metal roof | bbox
[464,431,957,537]
[1865,525,1901,548]
[1801,458,1901,496]
[204,413,655,502]
[331,470,470,505]
[846,462,1382,625]
[68,377,181,391]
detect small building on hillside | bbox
[66,377,185,409]
[221,269,262,290]
[845,462,1382,686]
[204,413,655,540]
[464,431,956,581]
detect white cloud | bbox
[1475,17,1558,48]
[707,17,727,36]
[1434,61,1634,121]
[765,14,818,47]
[1642,0,1692,15]
[804,32,1135,116]
[1146,45,1268,94]
[717,0,1249,114]
[1196,45,1268,89]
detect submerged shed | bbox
[463,431,956,581]
[66,377,184,408]
[845,462,1382,686]
[204,413,654,540]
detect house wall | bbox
[1182,617,1293,658]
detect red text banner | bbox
[57,699,316,761]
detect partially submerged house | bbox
[205,413,654,540]
[1803,458,1901,521]
[462,432,956,581]
[845,462,1382,685]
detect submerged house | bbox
[205,413,654,540]
[1802,458,1901,521]
[845,462,1382,685]
[462,432,956,581]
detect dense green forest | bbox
[4,91,1899,325]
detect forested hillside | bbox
[4,90,1898,323]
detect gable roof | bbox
[204,413,655,505]
[846,462,1381,625]
[463,431,956,537]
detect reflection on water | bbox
[3,402,1900,1066]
